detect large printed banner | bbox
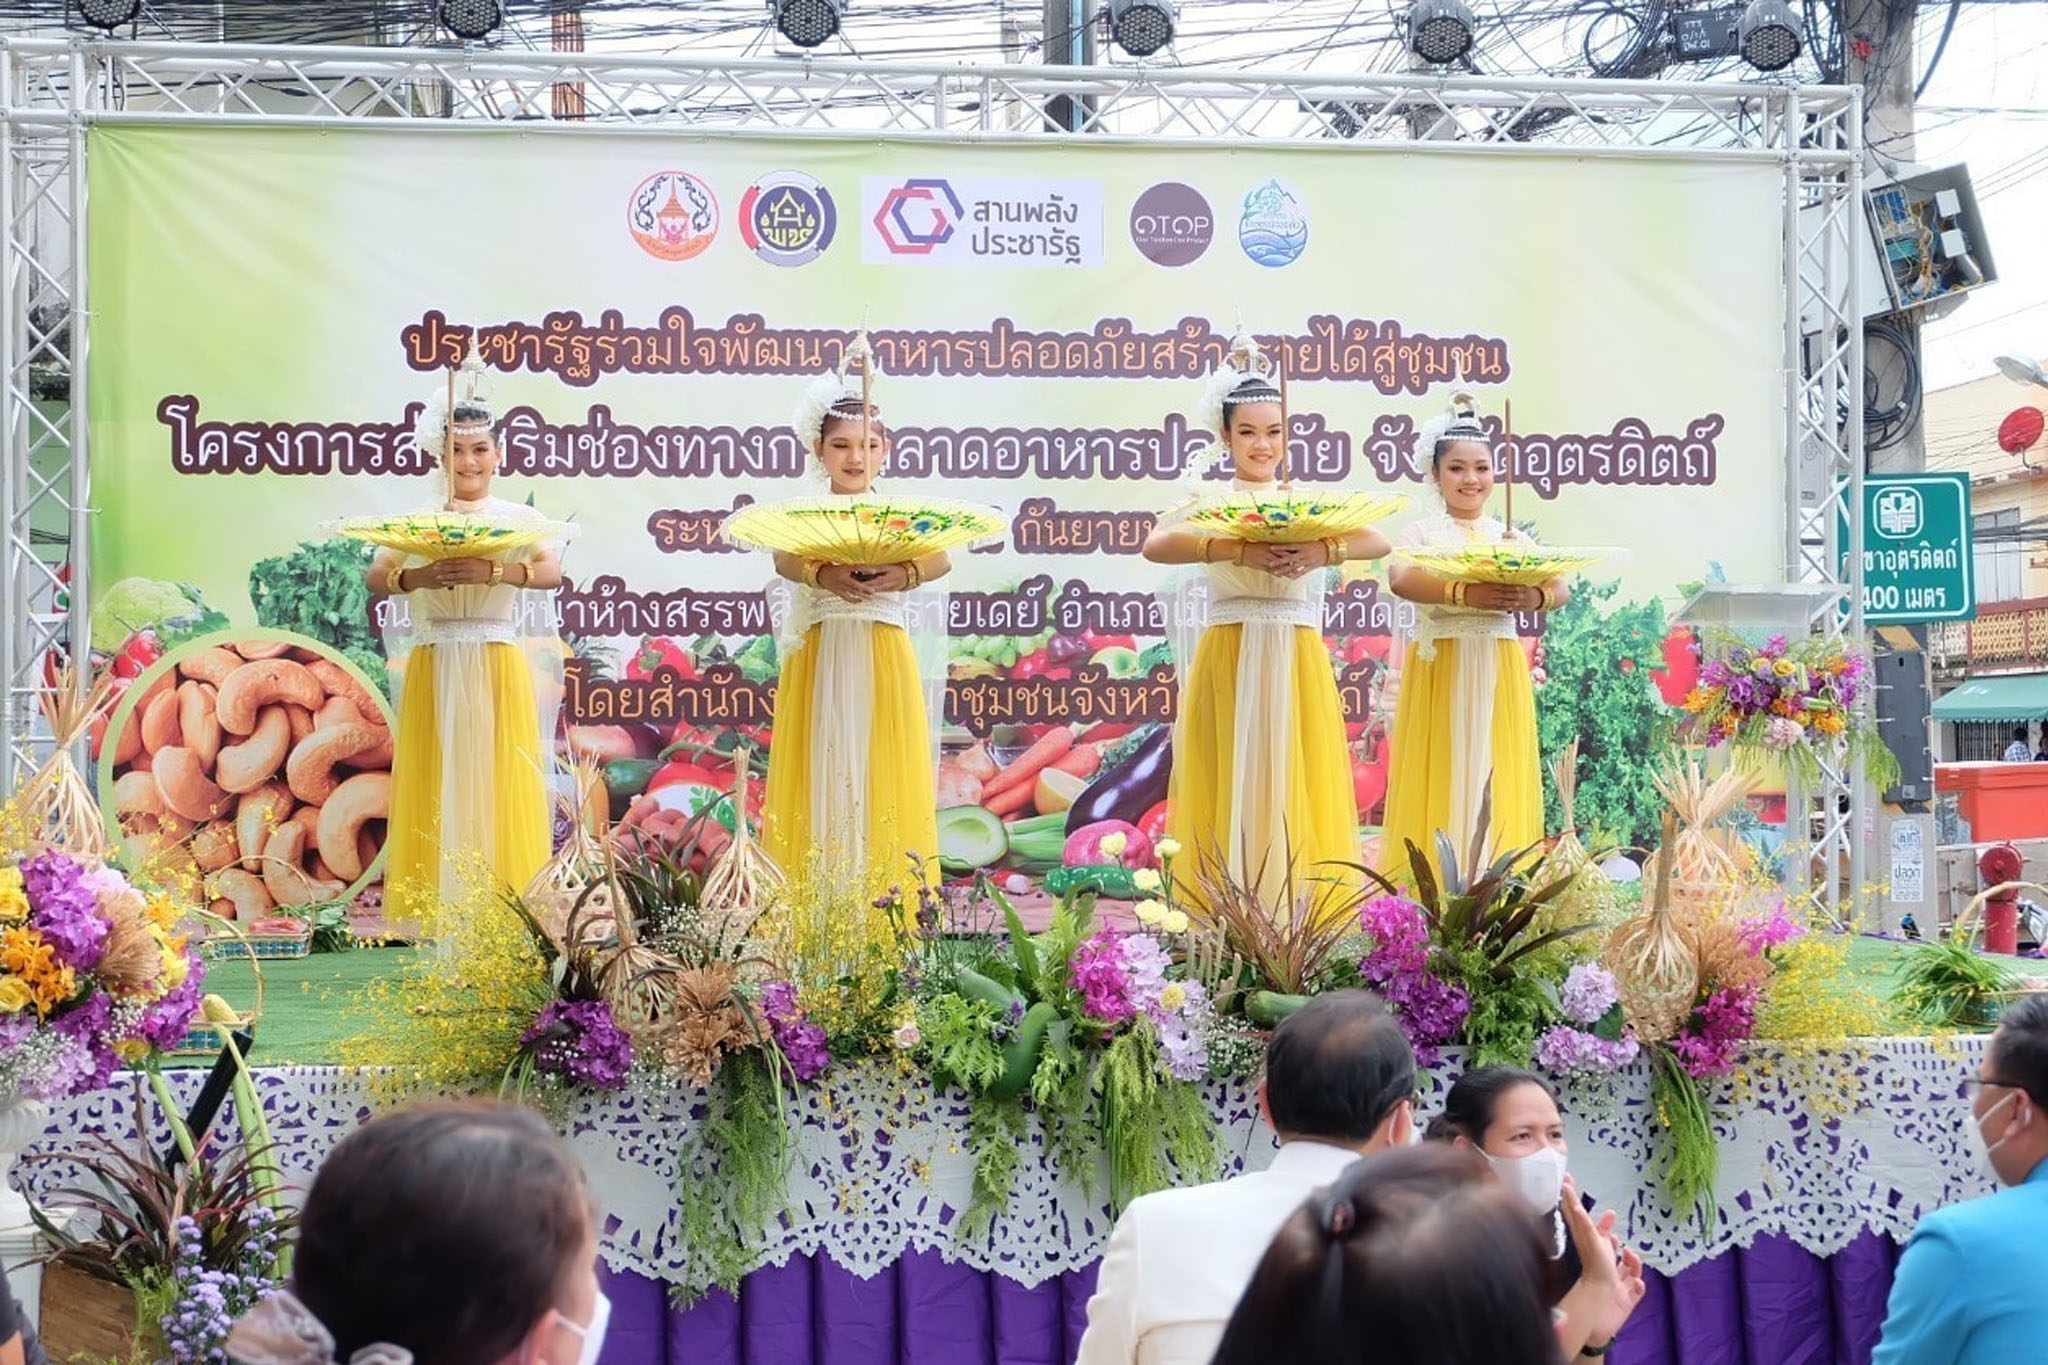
[86,125,1786,872]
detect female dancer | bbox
[368,391,566,917]
[1144,336,1390,910]
[1380,391,1563,871]
[761,352,948,894]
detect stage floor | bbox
[183,932,1935,1069]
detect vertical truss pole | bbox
[1,43,24,786]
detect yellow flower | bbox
[1772,659,1798,678]
[161,945,191,992]
[1134,899,1167,926]
[1132,868,1162,894]
[1159,982,1187,1011]
[1161,910,1190,935]
[0,867,26,921]
[1099,832,1129,860]
[0,977,32,1012]
[144,893,182,931]
[3,926,76,1014]
[1154,839,1182,861]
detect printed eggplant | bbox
[1063,724,1172,835]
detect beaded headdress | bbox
[791,331,882,453]
[412,337,495,461]
[1416,389,1491,460]
[1179,327,1282,490]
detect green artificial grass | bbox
[170,946,419,1069]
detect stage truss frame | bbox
[0,39,1869,914]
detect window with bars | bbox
[1973,508,2024,606]
[1950,721,2018,761]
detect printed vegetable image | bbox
[939,805,1009,874]
[90,577,229,655]
[99,631,395,921]
[1001,812,1068,874]
[1063,819,1155,870]
[247,538,386,691]
[1064,725,1172,835]
[1534,582,1671,853]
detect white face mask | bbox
[1485,1145,1568,1217]
[1974,1092,2019,1182]
[553,1290,611,1365]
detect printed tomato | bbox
[1653,626,1701,707]
[1353,733,1390,816]
[627,637,698,683]
[1138,800,1171,844]
[1010,649,1056,680]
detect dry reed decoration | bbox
[522,755,612,940]
[1542,740,1618,930]
[1605,811,1700,1044]
[23,665,116,865]
[1648,754,1758,929]
[697,746,785,942]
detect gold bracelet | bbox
[1199,538,1215,564]
[804,559,824,588]
[488,560,505,587]
[385,564,407,595]
[517,562,532,588]
[1231,540,1247,566]
[1545,583,1567,610]
[904,560,923,591]
[1449,581,1467,607]
[1324,536,1347,567]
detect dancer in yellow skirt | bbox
[1381,391,1563,874]
[1145,333,1390,910]
[367,391,566,920]
[761,353,948,895]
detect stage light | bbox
[1407,0,1476,66]
[1738,0,1801,72]
[75,0,141,30]
[772,0,846,49]
[1107,0,1177,58]
[439,0,506,42]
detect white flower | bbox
[1133,867,1162,893]
[892,1023,922,1049]
[1135,899,1167,925]
[1159,982,1188,1011]
[1100,832,1129,859]
[1161,910,1190,935]
[1155,838,1182,861]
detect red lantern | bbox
[1998,406,2044,455]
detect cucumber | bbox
[987,1001,1058,1100]
[938,805,1009,874]
[955,969,1024,1013]
[1246,991,1312,1027]
[1044,863,1143,900]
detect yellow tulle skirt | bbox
[1167,623,1360,901]
[384,643,552,915]
[1379,638,1543,877]
[763,622,939,897]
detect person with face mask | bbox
[1428,1066,1646,1361]
[1873,993,2048,1365]
[226,1101,606,1365]
[1076,991,1420,1365]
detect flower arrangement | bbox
[1534,963,1640,1076]
[1355,896,1470,1066]
[0,850,204,1104]
[1680,633,1901,787]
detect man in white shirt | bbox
[1074,990,1419,1365]
[2002,727,2032,763]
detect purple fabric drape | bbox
[598,1231,1903,1365]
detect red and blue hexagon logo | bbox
[873,178,965,255]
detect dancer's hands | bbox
[1241,543,1308,578]
[415,556,498,588]
[816,563,879,603]
[1462,583,1541,612]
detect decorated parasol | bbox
[1391,542,1626,586]
[721,494,1007,565]
[1162,488,1409,544]
[329,512,579,561]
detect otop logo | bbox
[627,171,719,262]
[1129,182,1214,267]
[739,171,838,267]
[872,178,965,255]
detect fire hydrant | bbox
[1978,844,2024,955]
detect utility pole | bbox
[1041,0,1096,133]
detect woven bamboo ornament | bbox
[20,666,116,865]
[1648,754,1758,929]
[522,754,612,941]
[1542,740,1619,928]
[1605,810,1700,1044]
[698,746,784,941]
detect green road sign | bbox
[1840,472,1976,624]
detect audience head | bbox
[1978,993,2048,1186]
[1262,990,1419,1151]
[1427,1066,1570,1216]
[233,1100,602,1365]
[1212,1144,1562,1365]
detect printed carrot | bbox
[983,725,1075,798]
[1050,743,1101,780]
[984,780,1037,818]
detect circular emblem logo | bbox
[1238,178,1308,268]
[739,172,838,267]
[628,171,719,262]
[1129,182,1214,267]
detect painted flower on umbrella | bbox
[517,998,634,1090]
